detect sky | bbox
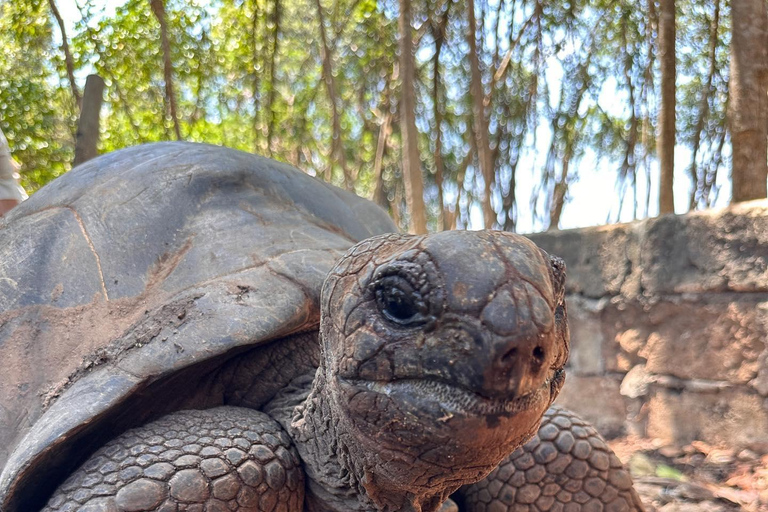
[54,0,733,234]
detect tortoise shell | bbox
[0,142,395,511]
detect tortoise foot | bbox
[454,405,645,512]
[42,407,304,512]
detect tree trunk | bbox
[314,0,353,190]
[48,0,81,109]
[398,0,428,234]
[265,0,280,156]
[372,111,392,209]
[467,0,495,228]
[688,0,721,209]
[548,155,571,230]
[450,150,474,230]
[432,0,450,231]
[657,0,676,214]
[150,0,182,141]
[112,77,143,142]
[730,0,768,202]
[251,0,263,153]
[73,74,105,166]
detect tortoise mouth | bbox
[346,376,551,416]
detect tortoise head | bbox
[318,231,569,507]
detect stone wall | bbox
[528,199,768,450]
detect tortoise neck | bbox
[281,370,374,511]
[280,366,441,512]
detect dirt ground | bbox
[608,437,768,511]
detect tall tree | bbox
[431,0,451,231]
[657,0,676,214]
[397,0,428,234]
[730,0,768,202]
[546,55,592,231]
[48,0,81,110]
[467,0,495,229]
[150,0,183,140]
[0,0,74,189]
[1,0,740,229]
[314,0,352,189]
[264,0,281,156]
[685,0,723,209]
[250,0,263,153]
[73,74,105,166]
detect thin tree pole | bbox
[688,0,721,209]
[467,0,495,229]
[730,0,768,202]
[251,0,263,153]
[150,0,182,140]
[657,0,676,214]
[372,73,394,210]
[265,0,280,156]
[432,0,451,231]
[73,74,105,166]
[372,110,392,209]
[314,0,353,189]
[48,0,81,110]
[398,0,428,234]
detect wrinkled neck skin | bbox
[268,366,452,512]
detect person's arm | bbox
[0,128,27,216]
[0,198,19,216]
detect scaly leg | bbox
[455,405,645,512]
[42,407,304,512]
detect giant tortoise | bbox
[0,142,643,511]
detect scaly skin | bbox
[42,407,303,512]
[455,406,645,511]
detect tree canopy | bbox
[0,0,751,232]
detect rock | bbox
[641,201,768,295]
[554,376,627,438]
[601,298,766,385]
[621,365,652,399]
[563,296,605,376]
[528,225,639,299]
[646,389,768,447]
[749,340,768,396]
[530,200,768,298]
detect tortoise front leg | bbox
[42,407,304,512]
[454,405,645,512]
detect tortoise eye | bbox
[374,276,428,326]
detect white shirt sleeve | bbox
[0,130,29,201]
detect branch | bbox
[150,0,183,140]
[48,0,82,109]
[314,0,352,189]
[491,12,536,90]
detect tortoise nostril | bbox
[532,345,545,363]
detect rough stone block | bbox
[528,224,640,299]
[563,296,605,376]
[554,375,627,439]
[640,200,768,295]
[646,388,768,449]
[599,297,767,385]
[529,199,768,298]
